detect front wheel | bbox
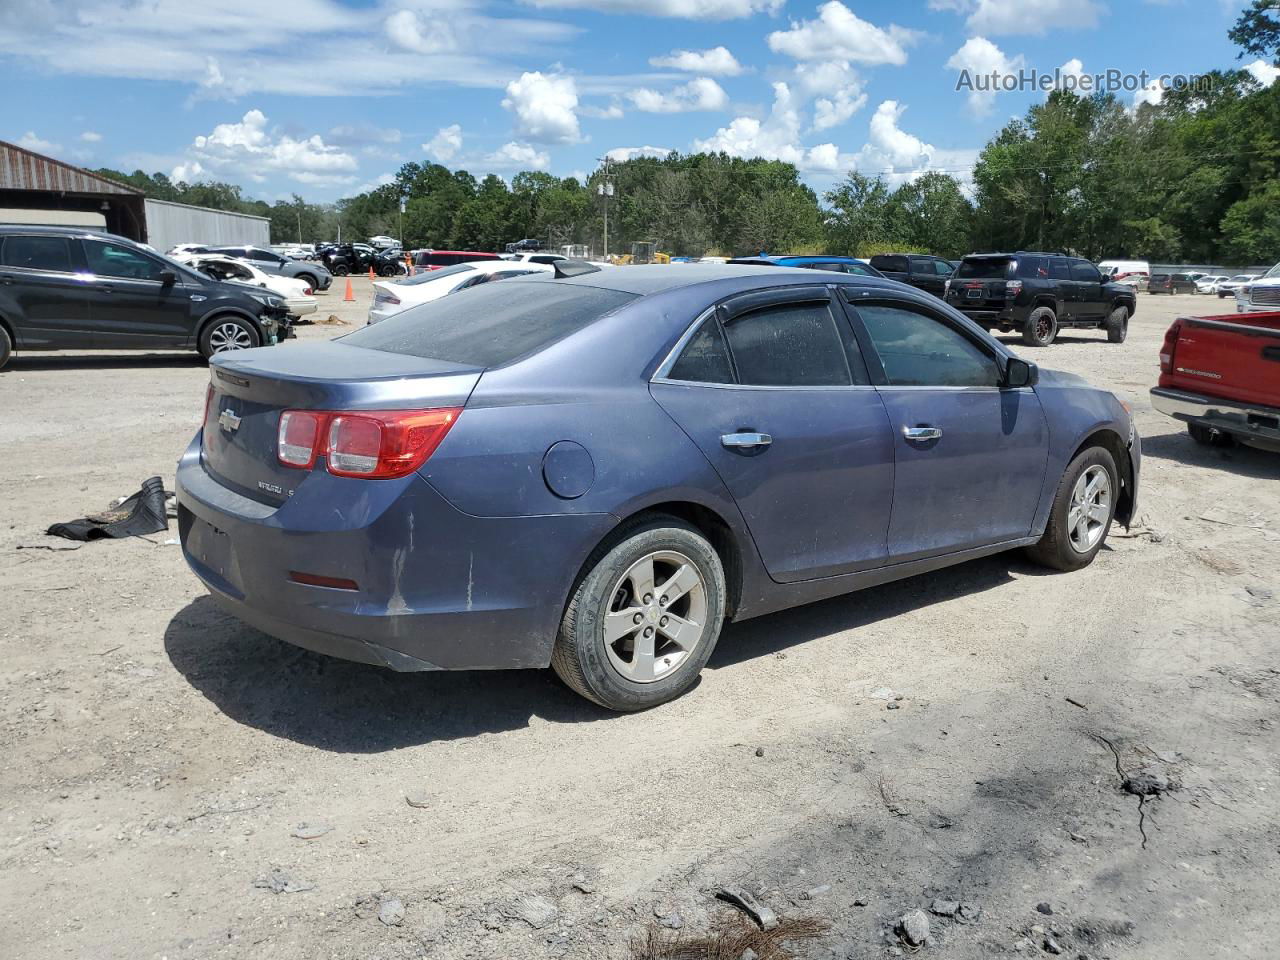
[199,316,260,359]
[1105,306,1129,343]
[1022,306,1057,347]
[0,324,11,370]
[551,517,726,711]
[1025,447,1118,572]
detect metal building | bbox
[0,140,270,251]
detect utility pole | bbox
[295,201,302,244]
[596,156,614,259]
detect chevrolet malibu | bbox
[177,264,1140,711]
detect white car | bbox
[1217,274,1260,299]
[368,260,553,325]
[505,251,569,265]
[1235,262,1280,313]
[178,253,317,318]
[1195,275,1230,294]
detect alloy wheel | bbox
[1067,464,1111,553]
[208,322,253,353]
[602,550,708,683]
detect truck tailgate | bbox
[1160,312,1280,409]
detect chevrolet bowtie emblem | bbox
[218,408,242,432]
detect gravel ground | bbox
[1,282,1277,960]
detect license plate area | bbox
[966,288,982,299]
[185,513,243,597]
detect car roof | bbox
[0,223,133,241]
[531,262,904,297]
[420,249,500,256]
[731,254,868,264]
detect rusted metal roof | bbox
[0,140,142,195]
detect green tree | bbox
[1231,0,1280,65]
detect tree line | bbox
[96,3,1280,264]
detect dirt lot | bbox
[2,281,1277,960]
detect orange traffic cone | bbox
[368,266,375,280]
[343,277,355,302]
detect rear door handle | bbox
[903,425,942,442]
[721,432,772,449]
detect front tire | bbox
[1105,306,1129,343]
[199,316,260,360]
[1022,306,1057,347]
[0,324,11,370]
[297,273,318,291]
[1025,447,1118,572]
[551,517,726,711]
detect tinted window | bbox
[529,255,562,264]
[85,240,167,281]
[249,249,284,264]
[1070,261,1102,282]
[341,282,636,367]
[397,264,474,285]
[1,235,73,272]
[667,318,733,384]
[803,261,846,272]
[1050,258,1072,280]
[956,257,1011,279]
[722,302,852,387]
[856,304,999,387]
[844,263,878,277]
[933,260,955,276]
[870,255,909,273]
[1016,256,1048,279]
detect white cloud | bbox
[383,9,456,53]
[649,46,745,76]
[519,0,783,19]
[1245,58,1280,87]
[581,102,625,118]
[767,2,918,66]
[16,131,61,154]
[423,124,463,163]
[966,0,1101,35]
[1057,57,1085,89]
[606,145,674,161]
[795,62,868,131]
[502,71,581,144]
[79,131,103,143]
[629,77,729,113]
[946,36,1025,115]
[1133,79,1164,109]
[486,141,550,170]
[693,82,844,172]
[172,109,358,186]
[857,100,932,173]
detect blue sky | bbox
[0,0,1265,203]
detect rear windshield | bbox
[395,264,474,285]
[956,257,1013,279]
[869,255,908,272]
[340,280,637,367]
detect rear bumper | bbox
[1151,386,1280,444]
[175,435,617,671]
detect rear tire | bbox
[198,316,260,360]
[1105,305,1129,343]
[551,516,726,712]
[1022,306,1057,347]
[1188,422,1234,447]
[297,273,318,291]
[0,324,11,370]
[332,263,349,276]
[1025,447,1118,572]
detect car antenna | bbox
[553,260,601,278]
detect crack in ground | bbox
[1092,734,1149,850]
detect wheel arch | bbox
[195,307,264,345]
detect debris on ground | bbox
[378,898,405,926]
[929,899,959,917]
[1122,768,1178,797]
[654,900,684,930]
[316,314,350,325]
[627,915,825,960]
[506,894,559,929]
[405,792,431,809]
[896,909,930,947]
[47,477,168,542]
[1036,902,1054,915]
[290,822,332,840]
[252,869,314,894]
[799,884,830,901]
[714,886,778,931]
[956,903,981,924]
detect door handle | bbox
[721,432,772,449]
[903,425,942,442]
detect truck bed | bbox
[1158,311,1280,410]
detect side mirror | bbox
[158,270,177,285]
[1004,357,1038,388]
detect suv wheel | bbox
[1105,306,1129,343]
[551,516,726,712]
[297,273,318,290]
[332,263,349,276]
[199,316,260,359]
[1022,306,1057,347]
[1025,447,1118,572]
[0,324,12,370]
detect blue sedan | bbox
[177,263,1139,711]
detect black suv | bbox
[868,253,955,298]
[944,251,1137,346]
[0,226,290,369]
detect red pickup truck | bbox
[1151,311,1280,452]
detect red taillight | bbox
[276,408,461,478]
[1006,279,1023,297]
[1159,320,1181,373]
[303,286,313,295]
[289,571,359,590]
[278,410,323,468]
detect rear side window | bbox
[667,318,734,384]
[722,302,853,387]
[1016,256,1048,279]
[870,255,909,273]
[856,304,999,388]
[1,235,73,272]
[341,281,636,367]
[956,258,1011,280]
[1050,258,1072,280]
[1071,261,1102,282]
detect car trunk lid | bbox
[202,342,482,506]
[1160,312,1280,410]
